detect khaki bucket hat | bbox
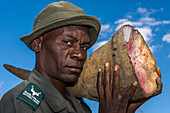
[20,1,101,50]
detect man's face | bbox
[39,26,90,86]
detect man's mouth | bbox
[65,65,82,73]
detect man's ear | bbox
[31,36,43,52]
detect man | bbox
[0,1,162,113]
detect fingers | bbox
[97,68,104,100]
[121,81,138,104]
[97,62,112,101]
[112,65,120,98]
[97,63,139,113]
[104,62,111,99]
[157,67,161,79]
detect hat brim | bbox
[20,15,101,50]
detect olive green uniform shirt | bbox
[0,69,91,113]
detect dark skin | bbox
[31,26,90,107]
[31,25,163,112]
[97,62,162,113]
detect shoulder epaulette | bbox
[17,82,44,110]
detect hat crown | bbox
[33,1,85,31]
[20,1,101,50]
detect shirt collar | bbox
[28,69,85,113]
[28,69,68,112]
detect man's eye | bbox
[64,41,72,46]
[81,46,89,51]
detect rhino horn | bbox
[3,64,30,80]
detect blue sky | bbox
[0,0,170,113]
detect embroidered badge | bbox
[17,82,44,110]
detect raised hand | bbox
[97,62,138,113]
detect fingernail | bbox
[105,62,109,67]
[99,68,102,72]
[115,65,117,71]
[133,81,138,86]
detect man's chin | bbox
[64,79,78,87]
[65,82,77,87]
[62,72,80,87]
[65,77,79,87]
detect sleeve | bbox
[0,99,5,113]
[0,94,34,113]
[0,93,16,113]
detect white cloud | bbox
[125,15,132,19]
[115,19,128,24]
[112,7,170,56]
[168,54,170,58]
[147,21,162,26]
[101,24,114,33]
[0,81,5,93]
[139,17,170,26]
[0,82,4,88]
[137,7,148,13]
[101,24,111,32]
[114,8,170,44]
[135,26,153,42]
[114,19,154,43]
[137,7,159,16]
[150,9,159,14]
[91,41,108,52]
[162,33,170,43]
[100,24,114,38]
[149,44,162,53]
[137,7,155,16]
[114,19,143,31]
[115,16,170,32]
[162,20,170,24]
[139,17,156,22]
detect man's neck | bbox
[35,66,67,99]
[37,67,76,108]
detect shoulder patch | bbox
[17,82,44,110]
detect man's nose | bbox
[70,45,85,61]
